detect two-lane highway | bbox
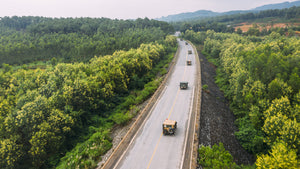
[113,39,197,169]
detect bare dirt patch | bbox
[235,22,300,32]
[198,50,255,165]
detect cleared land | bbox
[234,22,300,32]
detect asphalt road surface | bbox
[114,39,197,169]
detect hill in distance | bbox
[156,0,300,22]
[253,0,300,11]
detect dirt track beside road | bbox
[197,49,255,165]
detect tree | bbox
[198,143,238,169]
[246,27,260,36]
[256,141,299,169]
[263,111,300,152]
[0,136,23,169]
[267,78,292,101]
[29,109,73,168]
[164,35,177,48]
[235,117,266,154]
[264,96,295,119]
[288,72,300,96]
[236,28,243,35]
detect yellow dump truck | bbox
[162,119,177,135]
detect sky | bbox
[0,0,298,19]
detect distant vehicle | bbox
[185,42,188,45]
[187,60,192,65]
[188,50,192,54]
[162,119,177,135]
[180,82,188,89]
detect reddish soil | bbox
[235,22,300,32]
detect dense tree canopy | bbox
[0,17,174,65]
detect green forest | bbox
[182,29,299,168]
[0,17,177,169]
[0,16,174,65]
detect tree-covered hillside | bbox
[0,16,174,65]
[157,0,300,22]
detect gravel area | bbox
[198,51,255,165]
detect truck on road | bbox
[187,60,192,65]
[162,119,177,135]
[180,82,188,89]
